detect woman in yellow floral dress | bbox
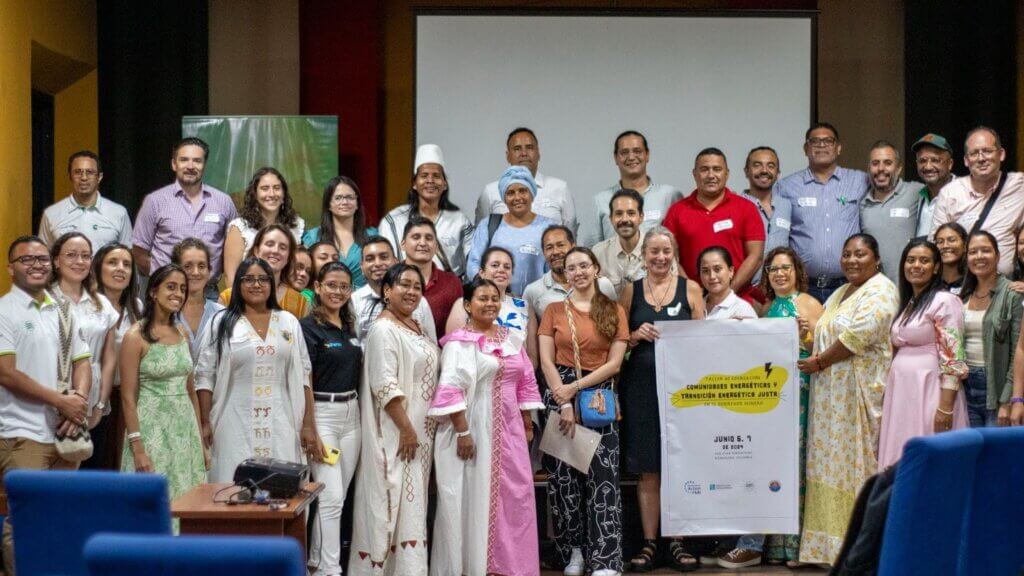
[796,234,898,566]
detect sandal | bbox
[668,540,699,573]
[629,539,658,572]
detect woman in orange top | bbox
[538,247,629,576]
[220,223,308,318]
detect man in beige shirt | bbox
[931,126,1024,275]
[591,188,646,295]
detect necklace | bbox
[973,291,992,300]
[647,276,673,312]
[388,311,422,335]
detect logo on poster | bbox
[769,480,782,493]
[684,481,701,495]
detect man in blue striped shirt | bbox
[776,123,870,303]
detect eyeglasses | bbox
[564,262,593,274]
[966,148,999,160]
[71,169,99,178]
[12,255,52,266]
[806,137,836,148]
[321,281,352,293]
[331,194,358,204]
[241,275,272,286]
[766,264,794,274]
[61,252,92,263]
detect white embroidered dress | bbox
[195,309,312,482]
[349,317,439,576]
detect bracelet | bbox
[126,432,142,443]
[559,403,572,411]
[935,407,954,416]
[1011,397,1024,404]
[72,390,87,400]
[455,429,471,438]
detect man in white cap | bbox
[475,127,577,235]
[380,143,475,277]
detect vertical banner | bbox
[182,116,339,227]
[655,318,800,536]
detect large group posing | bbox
[1,121,1022,576]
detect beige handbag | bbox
[54,295,94,462]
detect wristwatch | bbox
[94,401,109,416]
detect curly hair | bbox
[758,246,809,301]
[564,247,620,341]
[239,167,299,231]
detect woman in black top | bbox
[301,261,362,576]
[619,227,705,572]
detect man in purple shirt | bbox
[132,137,237,298]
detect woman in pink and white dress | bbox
[429,277,544,576]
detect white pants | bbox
[308,398,362,576]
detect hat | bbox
[911,133,953,154]
[498,165,537,198]
[413,144,446,174]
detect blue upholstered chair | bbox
[878,429,984,576]
[4,470,171,576]
[958,427,1024,576]
[84,534,305,576]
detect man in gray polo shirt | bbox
[739,146,792,289]
[581,130,684,246]
[38,151,133,252]
[859,140,923,284]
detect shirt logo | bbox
[24,321,34,332]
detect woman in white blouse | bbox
[49,233,119,457]
[700,246,758,320]
[196,257,320,482]
[223,167,305,286]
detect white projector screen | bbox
[416,13,814,242]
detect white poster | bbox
[654,318,800,536]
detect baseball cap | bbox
[911,133,953,154]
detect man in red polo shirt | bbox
[663,147,765,302]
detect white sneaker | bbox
[592,570,621,576]
[564,548,585,576]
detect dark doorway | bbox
[32,90,55,236]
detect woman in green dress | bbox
[120,264,207,504]
[760,247,823,567]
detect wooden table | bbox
[172,482,322,555]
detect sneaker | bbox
[564,548,585,576]
[718,548,763,569]
[699,553,719,566]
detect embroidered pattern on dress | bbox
[485,348,508,573]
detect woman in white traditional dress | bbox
[49,232,120,468]
[430,277,545,576]
[349,263,440,576]
[196,257,321,482]
[446,246,538,364]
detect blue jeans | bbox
[964,366,998,427]
[736,534,765,552]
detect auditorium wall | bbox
[0,0,97,292]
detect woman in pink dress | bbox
[878,239,969,468]
[429,277,545,576]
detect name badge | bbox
[713,219,734,233]
[797,197,818,208]
[644,209,662,221]
[774,217,791,230]
[519,244,540,256]
[890,208,911,218]
[203,213,221,223]
[666,302,683,317]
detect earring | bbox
[383,295,390,307]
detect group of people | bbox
[1,121,1022,576]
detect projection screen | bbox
[416,13,814,243]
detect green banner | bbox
[181,116,338,227]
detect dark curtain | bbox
[97,0,209,216]
[904,0,1018,178]
[32,91,55,235]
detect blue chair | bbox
[878,429,983,576]
[84,534,305,576]
[4,470,171,576]
[958,427,1024,576]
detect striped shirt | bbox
[776,166,869,279]
[132,182,238,279]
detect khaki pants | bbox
[0,437,78,576]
